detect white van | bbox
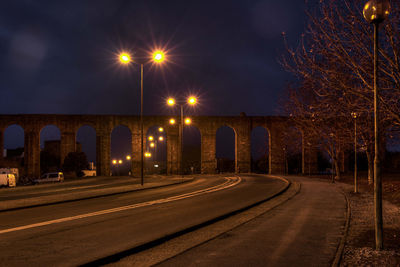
[0,174,16,187]
[0,168,19,181]
[34,172,64,183]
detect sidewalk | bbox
[0,176,193,212]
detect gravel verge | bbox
[336,182,400,266]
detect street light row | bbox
[117,47,199,181]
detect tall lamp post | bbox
[351,112,358,193]
[363,0,390,250]
[167,96,197,176]
[119,50,166,186]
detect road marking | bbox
[0,177,241,235]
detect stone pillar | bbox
[236,126,251,173]
[302,134,319,175]
[24,130,40,178]
[269,126,285,174]
[0,129,3,161]
[60,131,76,165]
[131,131,141,177]
[167,128,179,175]
[201,132,216,174]
[96,131,110,177]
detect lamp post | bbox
[112,159,123,176]
[354,114,358,192]
[363,0,390,250]
[118,50,166,186]
[329,133,335,183]
[167,96,197,176]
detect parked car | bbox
[34,172,64,183]
[0,173,16,187]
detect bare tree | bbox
[281,0,400,182]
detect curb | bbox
[82,175,298,266]
[331,186,351,267]
[0,178,194,212]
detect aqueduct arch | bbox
[0,114,318,178]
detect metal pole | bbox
[331,142,335,183]
[140,64,144,186]
[373,22,383,250]
[354,116,358,193]
[180,104,184,177]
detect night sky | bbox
[1,0,313,164]
[0,0,312,116]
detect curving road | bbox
[0,175,287,266]
[156,176,347,267]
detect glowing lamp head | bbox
[148,136,154,141]
[185,118,192,125]
[119,52,131,64]
[145,152,152,158]
[363,0,390,24]
[188,96,197,105]
[126,155,131,160]
[112,159,117,165]
[118,160,123,164]
[150,142,155,148]
[158,127,164,132]
[167,98,175,106]
[351,112,357,119]
[169,118,176,125]
[159,136,164,141]
[153,50,165,63]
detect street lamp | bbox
[148,132,165,161]
[118,49,167,186]
[112,159,123,176]
[363,0,390,250]
[329,133,335,184]
[351,112,358,193]
[167,96,197,176]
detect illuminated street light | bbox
[188,96,197,105]
[150,142,155,148]
[166,96,199,176]
[112,159,122,176]
[126,155,131,160]
[159,136,164,141]
[118,48,167,186]
[148,136,154,141]
[119,52,131,64]
[363,0,390,250]
[153,50,165,63]
[167,98,175,106]
[145,152,152,158]
[158,127,164,132]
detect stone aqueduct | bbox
[0,114,319,178]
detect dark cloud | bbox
[0,0,309,116]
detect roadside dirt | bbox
[332,174,400,266]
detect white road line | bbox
[0,176,241,235]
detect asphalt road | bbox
[0,174,286,266]
[157,177,347,267]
